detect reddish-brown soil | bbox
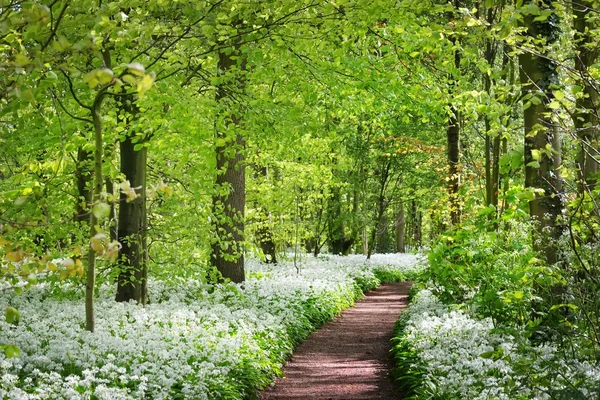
[260,282,410,400]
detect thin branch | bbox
[41,0,70,51]
[51,89,93,124]
[60,70,92,110]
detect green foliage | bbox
[425,207,546,326]
[389,317,427,399]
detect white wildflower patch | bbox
[0,253,418,399]
[397,289,600,399]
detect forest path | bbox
[259,281,410,400]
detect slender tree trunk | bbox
[104,137,118,242]
[367,162,390,259]
[255,164,277,263]
[412,200,422,248]
[211,38,247,283]
[395,202,405,253]
[519,1,564,265]
[482,2,500,222]
[75,147,92,223]
[256,213,277,263]
[447,3,462,225]
[105,178,117,242]
[573,1,599,192]
[86,91,107,332]
[328,186,353,254]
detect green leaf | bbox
[15,53,30,67]
[92,203,111,219]
[14,196,28,206]
[136,72,155,98]
[83,70,99,88]
[554,90,565,101]
[533,9,553,22]
[96,68,114,85]
[127,63,145,76]
[5,306,20,324]
[4,344,20,358]
[548,100,560,110]
[480,350,495,359]
[513,291,524,300]
[517,188,536,202]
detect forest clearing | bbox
[1,0,600,399]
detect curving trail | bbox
[260,282,410,400]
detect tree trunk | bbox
[113,95,148,304]
[115,134,148,303]
[86,91,108,332]
[447,10,461,225]
[573,1,599,192]
[519,2,564,265]
[255,164,277,263]
[327,186,354,255]
[367,162,390,259]
[482,1,500,223]
[395,202,405,253]
[105,178,117,242]
[75,146,92,224]
[412,200,422,248]
[211,39,247,283]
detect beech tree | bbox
[518,0,564,265]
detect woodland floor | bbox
[260,282,410,400]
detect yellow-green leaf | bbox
[548,100,560,109]
[15,53,30,67]
[92,203,111,219]
[127,63,145,76]
[96,68,114,85]
[554,90,565,101]
[5,307,20,324]
[4,344,20,358]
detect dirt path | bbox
[260,282,410,400]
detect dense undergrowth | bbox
[0,254,421,400]
[390,215,600,399]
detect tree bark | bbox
[412,200,422,248]
[447,1,462,225]
[211,38,247,283]
[519,2,564,265]
[573,1,599,192]
[115,140,147,303]
[75,146,92,224]
[254,164,277,263]
[86,90,108,332]
[395,202,405,253]
[114,95,148,304]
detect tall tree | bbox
[518,1,564,264]
[447,0,462,225]
[115,95,148,303]
[573,0,599,192]
[211,29,247,283]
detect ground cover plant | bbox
[0,254,420,399]
[3,1,600,399]
[391,289,600,400]
[391,214,600,399]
